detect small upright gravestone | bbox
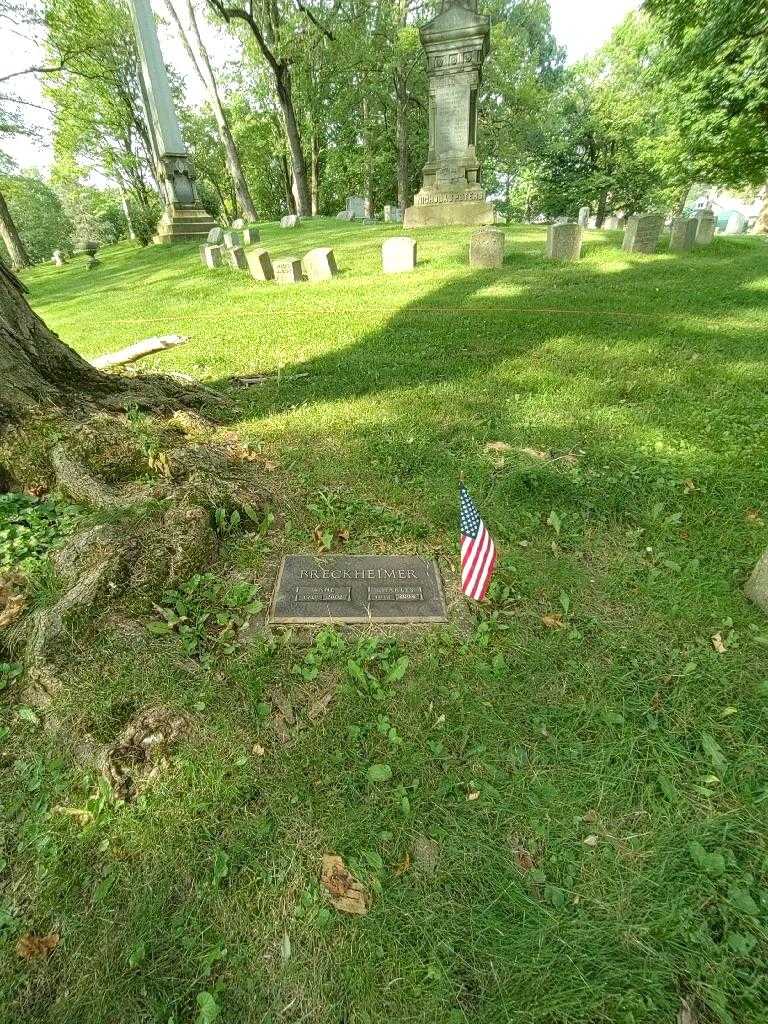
[724,212,747,235]
[346,196,367,219]
[228,246,247,270]
[51,250,66,266]
[669,217,697,253]
[273,257,303,283]
[745,548,768,616]
[201,244,223,268]
[382,236,417,274]
[246,247,274,281]
[224,229,243,248]
[303,247,338,281]
[231,218,246,229]
[207,227,224,245]
[546,223,582,262]
[622,213,664,254]
[469,228,504,268]
[603,215,620,230]
[336,210,354,221]
[242,226,260,245]
[578,206,590,228]
[693,210,716,246]
[281,215,300,229]
[383,205,403,224]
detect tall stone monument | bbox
[404,0,493,228]
[129,0,217,244]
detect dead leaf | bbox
[308,691,334,721]
[252,744,266,757]
[466,789,480,801]
[485,441,512,453]
[683,480,696,494]
[16,933,60,960]
[711,633,727,654]
[541,614,564,629]
[583,834,599,847]
[582,809,598,823]
[392,851,411,877]
[512,844,536,871]
[53,805,94,826]
[320,854,368,915]
[263,459,278,472]
[335,528,350,545]
[25,484,48,498]
[0,576,26,629]
[745,509,764,524]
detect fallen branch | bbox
[90,334,189,370]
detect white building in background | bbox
[689,186,766,229]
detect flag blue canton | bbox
[459,484,481,539]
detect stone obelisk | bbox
[404,0,493,228]
[128,0,217,243]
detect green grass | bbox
[3,217,768,1023]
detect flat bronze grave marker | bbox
[270,555,447,624]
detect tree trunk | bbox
[362,96,373,218]
[275,63,311,217]
[751,188,768,234]
[0,261,120,422]
[310,130,320,216]
[0,188,31,270]
[595,190,608,228]
[395,75,409,213]
[281,155,296,216]
[0,261,203,423]
[673,183,690,216]
[178,0,259,222]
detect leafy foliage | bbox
[0,492,81,571]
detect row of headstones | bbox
[200,225,338,283]
[575,206,749,237]
[335,196,403,223]
[543,210,723,263]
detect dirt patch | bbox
[102,706,191,801]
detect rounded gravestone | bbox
[469,228,504,268]
[382,237,417,274]
[669,217,697,253]
[545,223,582,262]
[207,227,224,245]
[303,247,338,281]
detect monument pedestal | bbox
[404,191,494,228]
[405,0,493,230]
[153,205,219,244]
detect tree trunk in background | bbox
[281,156,296,215]
[364,96,376,217]
[274,65,310,216]
[0,189,31,270]
[0,261,119,422]
[310,131,320,215]
[751,188,768,234]
[395,75,409,213]
[673,183,690,216]
[181,0,258,222]
[595,190,608,228]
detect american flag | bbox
[460,483,497,601]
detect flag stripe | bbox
[469,536,494,600]
[462,522,486,583]
[465,525,490,595]
[459,483,497,602]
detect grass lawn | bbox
[3,217,768,1023]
